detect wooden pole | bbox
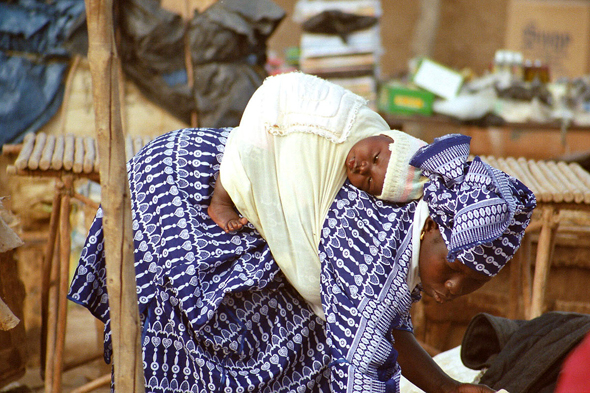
[84,0,144,391]
[528,207,560,319]
[52,175,74,392]
[40,186,62,378]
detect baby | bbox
[209,132,426,233]
[209,72,426,316]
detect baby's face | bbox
[345,135,392,196]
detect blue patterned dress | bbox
[68,128,421,392]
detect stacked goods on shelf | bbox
[294,0,382,108]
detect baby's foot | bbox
[208,202,248,233]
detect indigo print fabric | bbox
[68,128,329,392]
[69,128,422,392]
[410,133,536,277]
[319,186,422,393]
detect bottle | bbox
[512,52,524,81]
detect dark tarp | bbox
[118,0,285,127]
[0,0,85,146]
[1,0,284,146]
[0,53,67,146]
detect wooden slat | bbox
[548,161,584,204]
[528,159,563,203]
[14,133,36,170]
[83,137,96,174]
[28,133,47,170]
[556,162,590,203]
[538,160,574,203]
[51,135,65,171]
[40,135,56,171]
[73,136,85,174]
[63,134,75,171]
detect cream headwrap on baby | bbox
[379,130,428,202]
[221,72,425,318]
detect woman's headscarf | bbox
[410,134,537,277]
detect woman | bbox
[68,128,535,392]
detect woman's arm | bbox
[391,329,496,393]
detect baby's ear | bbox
[380,134,394,143]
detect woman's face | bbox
[418,218,491,303]
[345,135,392,196]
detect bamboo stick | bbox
[14,133,36,170]
[40,134,56,171]
[63,134,75,171]
[83,136,96,173]
[548,161,584,203]
[1,143,22,156]
[51,135,65,170]
[505,157,540,196]
[85,0,144,391]
[73,136,85,173]
[516,157,548,201]
[516,157,553,202]
[528,160,562,203]
[556,161,590,204]
[495,157,519,179]
[569,163,590,204]
[538,160,574,203]
[28,132,47,170]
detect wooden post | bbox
[84,0,144,391]
[40,186,62,377]
[52,175,73,392]
[529,207,560,319]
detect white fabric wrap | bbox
[220,73,390,318]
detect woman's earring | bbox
[420,229,425,241]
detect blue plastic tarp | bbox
[0,0,85,146]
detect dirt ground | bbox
[2,305,110,393]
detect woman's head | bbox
[345,130,427,202]
[411,133,537,279]
[419,216,491,303]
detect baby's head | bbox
[345,130,427,202]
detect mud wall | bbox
[268,0,509,80]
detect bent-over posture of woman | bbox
[69,128,535,393]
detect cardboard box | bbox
[378,82,434,116]
[412,58,464,100]
[505,0,590,80]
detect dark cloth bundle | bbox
[461,312,590,393]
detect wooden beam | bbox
[84,0,144,391]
